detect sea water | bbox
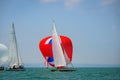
[0,68,120,80]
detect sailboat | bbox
[7,23,25,71]
[0,66,4,71]
[39,22,75,72]
[0,44,8,71]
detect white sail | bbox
[0,44,8,66]
[52,22,66,68]
[63,49,71,65]
[8,23,22,68]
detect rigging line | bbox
[70,63,75,68]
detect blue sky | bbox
[0,0,120,66]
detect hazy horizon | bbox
[23,63,120,68]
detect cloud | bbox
[64,0,83,8]
[39,0,83,9]
[101,0,118,6]
[40,0,58,3]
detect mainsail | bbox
[52,22,66,68]
[8,23,23,68]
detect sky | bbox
[0,0,120,67]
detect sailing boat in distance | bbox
[0,43,8,71]
[39,22,75,72]
[7,23,25,71]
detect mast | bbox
[52,22,66,68]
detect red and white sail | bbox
[39,22,73,68]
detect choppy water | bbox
[0,68,120,80]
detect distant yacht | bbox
[0,66,4,71]
[0,43,8,71]
[7,23,25,71]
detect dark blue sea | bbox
[0,68,120,80]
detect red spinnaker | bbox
[39,36,73,67]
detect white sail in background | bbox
[52,22,66,68]
[8,23,22,68]
[0,44,8,66]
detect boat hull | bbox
[51,68,75,72]
[0,67,4,71]
[0,69,4,71]
[6,68,25,71]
